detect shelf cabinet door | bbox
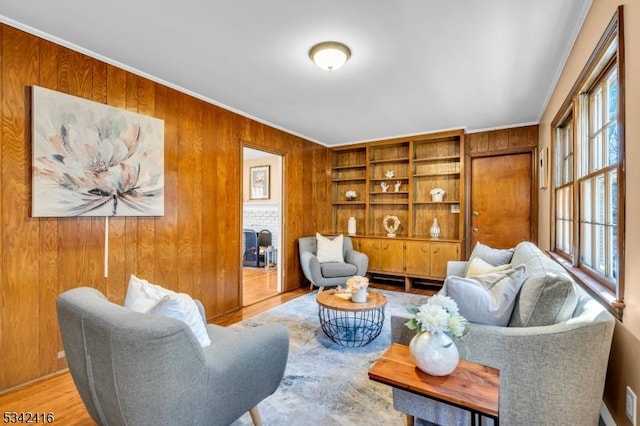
[404,241,431,276]
[358,238,381,271]
[429,242,461,279]
[380,240,405,273]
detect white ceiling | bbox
[0,1,591,147]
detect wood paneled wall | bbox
[0,24,329,390]
[466,125,538,155]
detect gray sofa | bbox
[298,235,368,289]
[57,287,289,426]
[390,241,615,426]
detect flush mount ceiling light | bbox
[309,41,351,71]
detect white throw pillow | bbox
[124,274,211,347]
[149,293,212,347]
[124,274,171,312]
[465,257,511,278]
[316,233,344,263]
[443,265,526,326]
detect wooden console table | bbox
[368,343,499,425]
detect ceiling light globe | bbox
[309,42,351,71]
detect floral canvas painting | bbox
[31,86,164,217]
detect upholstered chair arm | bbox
[345,250,369,276]
[300,251,323,285]
[203,324,289,426]
[446,260,467,277]
[391,310,615,426]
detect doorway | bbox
[470,153,533,249]
[241,147,283,306]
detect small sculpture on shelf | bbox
[385,170,395,179]
[430,218,441,239]
[380,182,389,192]
[430,188,446,202]
[383,215,401,237]
[345,190,357,201]
[394,180,402,192]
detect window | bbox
[550,7,625,318]
[554,114,573,256]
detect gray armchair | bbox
[57,287,289,426]
[298,235,368,289]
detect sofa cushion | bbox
[442,265,526,326]
[465,257,511,278]
[321,262,357,278]
[509,273,579,327]
[508,242,579,327]
[316,233,344,263]
[465,242,514,275]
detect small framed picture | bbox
[539,147,548,189]
[250,165,270,200]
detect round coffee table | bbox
[316,290,387,347]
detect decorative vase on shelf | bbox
[351,288,367,303]
[347,217,356,236]
[430,188,446,202]
[345,190,357,201]
[430,218,441,239]
[409,331,459,376]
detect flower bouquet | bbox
[346,275,369,303]
[404,294,468,376]
[405,294,468,338]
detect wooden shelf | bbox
[369,157,409,164]
[332,201,366,205]
[369,177,409,182]
[413,155,460,163]
[370,201,409,205]
[332,164,366,170]
[413,201,460,205]
[413,172,460,178]
[332,177,367,182]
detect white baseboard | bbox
[601,401,617,426]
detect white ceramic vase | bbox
[351,288,367,303]
[409,331,459,376]
[348,217,356,235]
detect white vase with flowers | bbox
[346,275,369,303]
[404,294,468,376]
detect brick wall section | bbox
[243,204,280,250]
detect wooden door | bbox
[380,240,405,273]
[404,241,431,276]
[470,153,533,250]
[430,242,461,279]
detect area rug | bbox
[230,289,429,426]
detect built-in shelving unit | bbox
[329,129,466,288]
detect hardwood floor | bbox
[242,266,280,307]
[0,282,432,423]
